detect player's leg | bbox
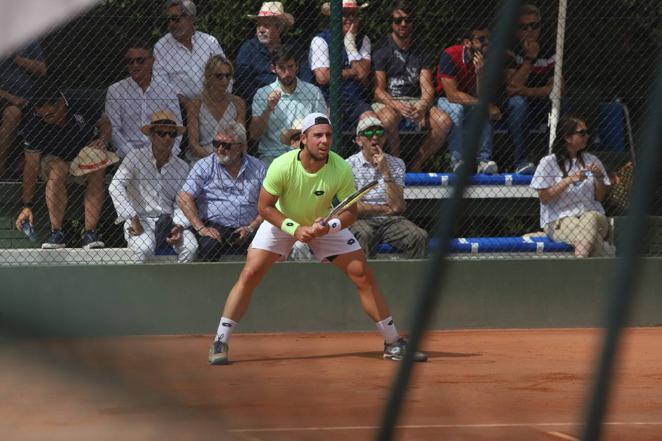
[209,221,295,365]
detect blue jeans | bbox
[437,97,493,165]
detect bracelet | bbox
[281,218,300,236]
[246,224,255,234]
[22,202,33,209]
[195,225,205,233]
[383,178,395,183]
[327,218,342,233]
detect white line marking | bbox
[544,431,580,441]
[228,421,662,433]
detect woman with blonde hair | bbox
[530,116,612,257]
[186,55,246,162]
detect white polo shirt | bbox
[105,75,182,158]
[309,35,371,70]
[109,147,190,222]
[153,31,225,99]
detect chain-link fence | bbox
[0,0,660,265]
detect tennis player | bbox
[208,112,427,364]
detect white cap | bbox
[356,116,384,135]
[300,112,332,133]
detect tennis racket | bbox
[322,180,378,223]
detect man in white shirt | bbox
[109,110,197,263]
[250,46,327,165]
[309,1,373,130]
[105,40,182,158]
[347,116,428,258]
[153,0,225,101]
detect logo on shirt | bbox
[347,239,356,245]
[313,190,325,196]
[73,113,86,129]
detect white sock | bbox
[376,316,400,344]
[216,317,238,344]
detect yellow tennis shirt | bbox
[262,149,357,226]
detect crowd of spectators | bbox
[0,0,606,260]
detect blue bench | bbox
[403,172,536,199]
[376,236,573,255]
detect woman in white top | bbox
[186,55,246,162]
[530,116,611,257]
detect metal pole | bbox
[375,2,522,440]
[548,0,567,152]
[581,59,662,441]
[329,0,342,152]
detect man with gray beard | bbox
[177,121,266,260]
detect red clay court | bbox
[2,327,661,441]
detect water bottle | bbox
[21,220,38,242]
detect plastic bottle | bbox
[21,220,38,242]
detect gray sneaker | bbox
[477,160,498,175]
[384,338,428,362]
[451,160,464,173]
[515,162,536,175]
[208,339,230,365]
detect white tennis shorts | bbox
[251,221,362,261]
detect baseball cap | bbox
[356,116,384,135]
[300,112,332,133]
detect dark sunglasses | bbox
[575,129,590,137]
[153,129,178,138]
[166,14,186,23]
[360,128,386,138]
[518,21,541,31]
[473,35,489,43]
[212,140,239,149]
[392,16,415,25]
[213,73,232,80]
[126,57,146,65]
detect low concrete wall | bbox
[1,259,661,337]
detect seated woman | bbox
[530,116,611,257]
[186,55,246,163]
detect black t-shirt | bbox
[372,34,434,98]
[23,90,103,161]
[506,44,556,88]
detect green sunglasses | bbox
[360,128,386,138]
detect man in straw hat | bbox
[207,112,427,365]
[309,0,373,130]
[235,1,306,105]
[15,83,113,249]
[109,110,197,263]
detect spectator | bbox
[347,116,427,258]
[530,116,611,257]
[153,0,225,102]
[109,111,196,262]
[105,39,183,159]
[309,0,373,130]
[372,0,451,171]
[235,2,299,105]
[15,86,114,249]
[186,55,246,163]
[504,4,563,175]
[178,121,266,260]
[436,22,501,175]
[0,40,47,176]
[250,46,327,165]
[279,118,303,150]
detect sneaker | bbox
[515,162,536,175]
[42,229,66,249]
[477,160,498,175]
[383,338,428,362]
[81,230,104,249]
[208,339,230,365]
[451,160,464,173]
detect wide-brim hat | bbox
[280,118,303,145]
[70,146,120,176]
[247,2,295,28]
[140,110,186,136]
[321,1,369,16]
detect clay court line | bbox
[228,421,662,433]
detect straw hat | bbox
[247,2,295,28]
[321,1,369,16]
[280,118,303,145]
[140,110,186,136]
[70,146,120,176]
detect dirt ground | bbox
[2,328,661,441]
